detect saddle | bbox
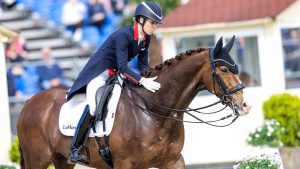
[60,74,121,167]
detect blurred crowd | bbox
[6,45,65,98]
[3,0,132,98]
[61,0,129,42]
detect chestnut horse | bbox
[17,37,250,169]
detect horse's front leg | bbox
[113,160,149,169]
[113,160,134,169]
[162,154,186,169]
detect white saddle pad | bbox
[59,82,122,137]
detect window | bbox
[175,35,215,54]
[228,36,261,87]
[175,35,215,96]
[281,28,300,89]
[175,35,261,88]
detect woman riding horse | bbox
[17,36,251,169]
[67,1,163,164]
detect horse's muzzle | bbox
[235,102,251,116]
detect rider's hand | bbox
[139,76,161,92]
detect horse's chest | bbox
[143,128,184,159]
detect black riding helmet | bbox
[134,1,163,24]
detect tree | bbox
[119,0,181,27]
[133,0,180,16]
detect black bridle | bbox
[209,48,245,105]
[116,48,245,127]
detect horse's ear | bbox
[214,36,223,56]
[223,35,235,52]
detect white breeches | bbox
[86,70,109,116]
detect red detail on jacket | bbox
[108,68,117,77]
[124,73,139,84]
[134,23,139,40]
[134,23,146,43]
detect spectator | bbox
[111,0,126,14]
[62,0,86,42]
[284,29,300,71]
[87,0,106,32]
[5,32,28,63]
[0,0,17,10]
[5,41,26,63]
[12,32,28,55]
[37,47,65,90]
[9,64,40,96]
[7,70,17,97]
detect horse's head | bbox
[202,36,251,116]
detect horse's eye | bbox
[221,68,229,74]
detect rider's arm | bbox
[138,36,151,72]
[116,33,142,84]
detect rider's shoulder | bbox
[117,25,132,34]
[111,25,132,39]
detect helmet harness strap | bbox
[137,17,148,36]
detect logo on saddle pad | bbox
[59,83,122,137]
[62,125,77,130]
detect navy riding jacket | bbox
[66,24,151,101]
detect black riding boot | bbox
[68,105,94,164]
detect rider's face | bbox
[142,19,158,35]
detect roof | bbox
[161,0,295,28]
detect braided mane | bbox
[141,48,208,77]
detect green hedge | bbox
[263,93,300,147]
[9,136,20,164]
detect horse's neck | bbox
[152,52,208,112]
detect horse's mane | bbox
[141,48,208,77]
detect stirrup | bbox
[67,147,90,165]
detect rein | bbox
[117,74,239,127]
[114,48,244,127]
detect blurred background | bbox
[1,0,300,168]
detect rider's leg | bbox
[68,70,109,164]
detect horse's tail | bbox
[18,142,25,169]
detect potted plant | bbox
[262,93,300,169]
[240,119,284,169]
[234,154,281,169]
[0,163,17,169]
[247,119,284,148]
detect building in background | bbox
[0,25,17,163]
[157,0,300,165]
